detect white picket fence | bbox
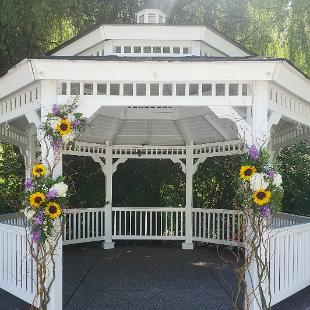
[0,218,37,305]
[267,218,310,306]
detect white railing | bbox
[62,141,244,160]
[192,208,244,246]
[193,140,244,157]
[63,208,106,245]
[2,208,310,309]
[0,212,28,227]
[267,220,310,306]
[0,84,40,116]
[0,220,37,305]
[112,207,185,240]
[272,212,310,229]
[269,83,310,122]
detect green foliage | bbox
[194,155,242,209]
[278,141,310,216]
[0,143,24,214]
[63,155,106,208]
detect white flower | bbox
[50,182,68,197]
[24,209,36,220]
[50,118,61,130]
[273,173,282,187]
[62,133,75,143]
[250,173,269,191]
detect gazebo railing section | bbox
[63,207,106,245]
[63,207,244,245]
[0,217,37,305]
[112,207,185,240]
[192,208,243,246]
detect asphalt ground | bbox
[0,241,309,310]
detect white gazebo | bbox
[0,7,310,310]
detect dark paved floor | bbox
[0,241,310,310]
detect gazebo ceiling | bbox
[78,106,240,145]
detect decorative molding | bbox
[25,111,41,128]
[171,158,186,173]
[112,158,127,174]
[92,156,106,174]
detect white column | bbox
[39,80,63,310]
[245,81,270,310]
[182,142,194,250]
[252,81,269,147]
[24,125,37,178]
[103,144,115,249]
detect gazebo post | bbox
[245,80,270,310]
[24,125,37,178]
[103,143,115,249]
[182,141,194,250]
[252,81,269,147]
[39,80,63,310]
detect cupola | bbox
[136,8,167,24]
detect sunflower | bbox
[240,165,256,180]
[32,164,47,177]
[29,192,46,208]
[45,202,62,220]
[252,190,271,206]
[56,118,72,136]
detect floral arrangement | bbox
[239,145,283,218]
[21,98,86,243]
[22,164,69,243]
[41,97,86,153]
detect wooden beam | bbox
[175,120,190,144]
[203,114,230,140]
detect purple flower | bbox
[24,178,33,190]
[32,230,41,243]
[71,119,81,128]
[52,104,60,115]
[260,205,271,219]
[51,139,62,152]
[267,170,276,181]
[249,145,260,161]
[34,212,44,225]
[46,188,58,200]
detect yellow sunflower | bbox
[240,165,256,181]
[252,190,271,206]
[56,118,72,136]
[45,202,62,220]
[32,164,47,177]
[29,192,46,208]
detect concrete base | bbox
[101,241,115,249]
[182,242,194,250]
